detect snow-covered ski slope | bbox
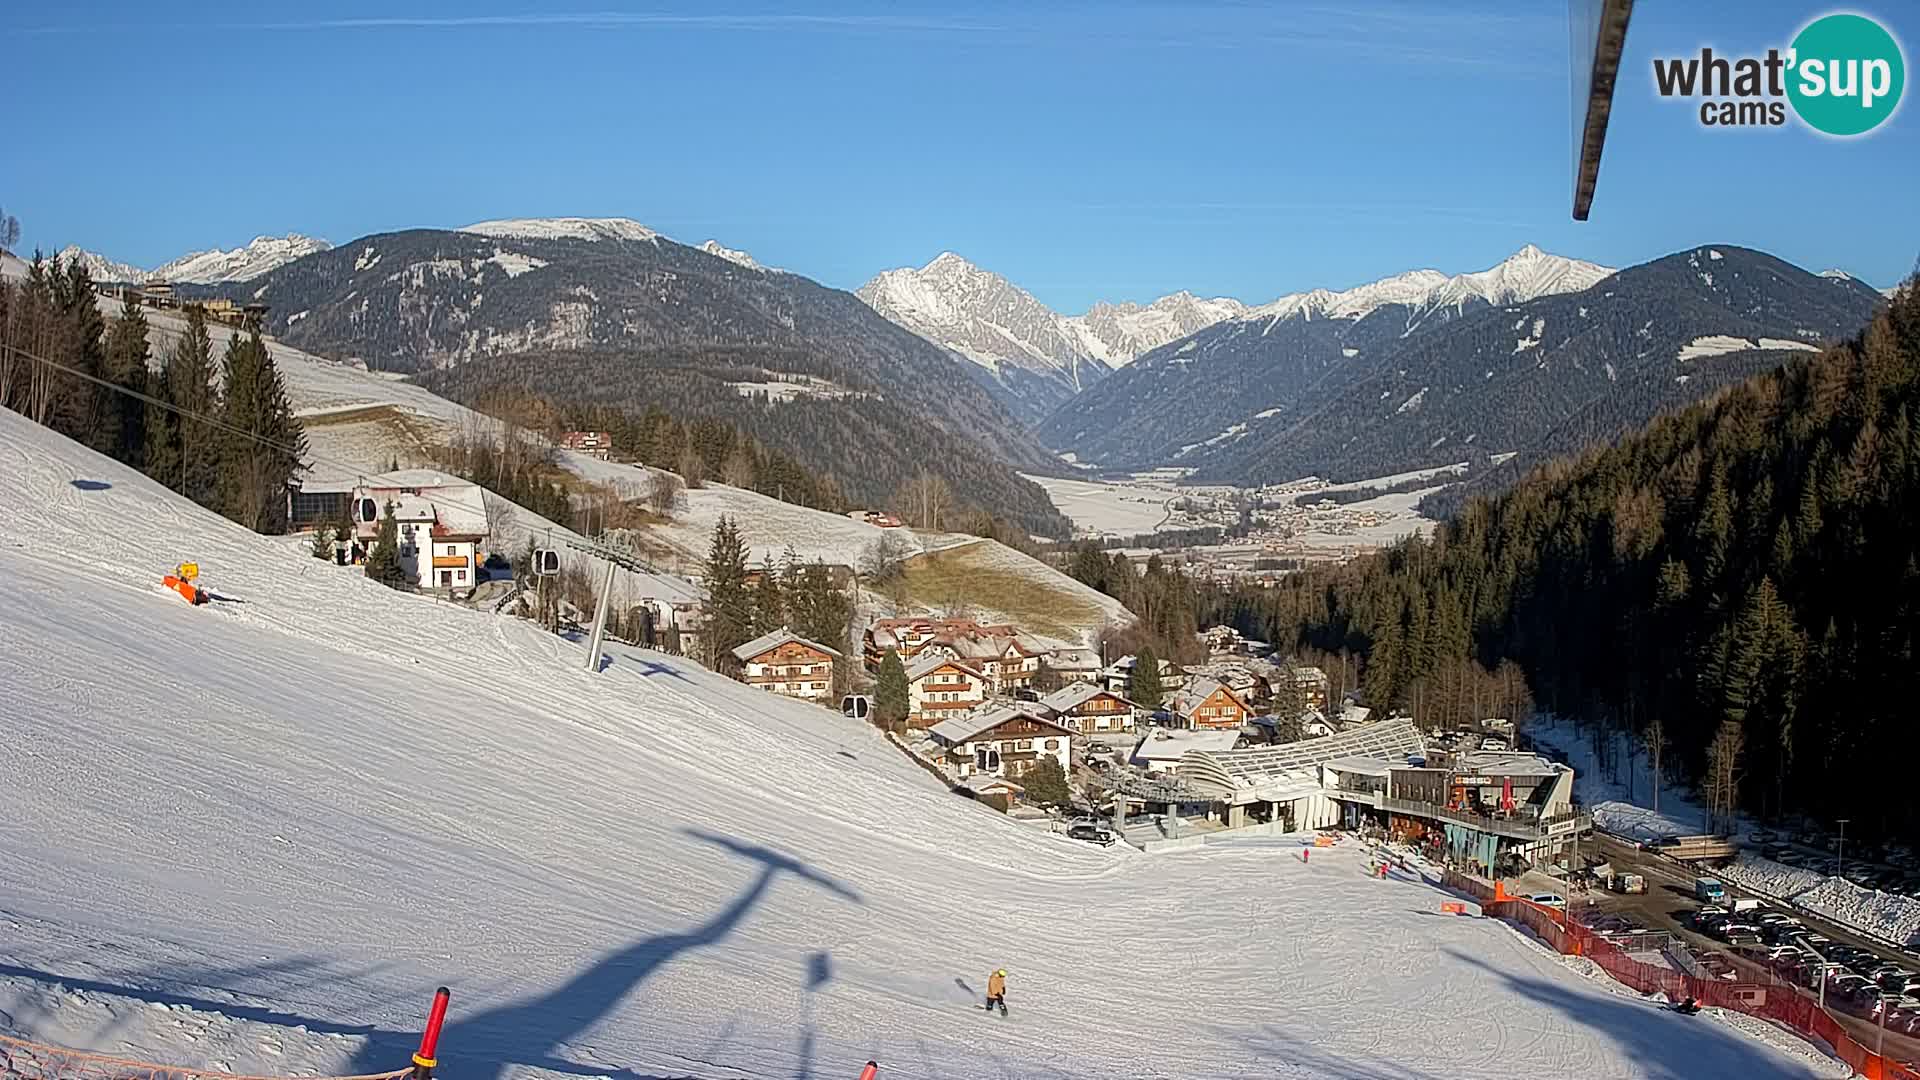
[0,411,1837,1080]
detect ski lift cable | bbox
[2,340,848,636]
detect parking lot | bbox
[1578,834,1920,1063]
[1747,829,1920,902]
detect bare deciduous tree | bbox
[677,447,707,489]
[896,467,952,531]
[859,531,915,582]
[1642,713,1670,814]
[648,470,684,517]
[482,490,517,548]
[1705,719,1745,836]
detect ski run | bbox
[0,404,1845,1080]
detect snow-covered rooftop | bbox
[927,704,1067,745]
[732,627,842,663]
[1130,728,1241,763]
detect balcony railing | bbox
[1380,796,1591,841]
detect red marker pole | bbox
[411,987,451,1080]
[857,1062,878,1080]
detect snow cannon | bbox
[162,562,205,605]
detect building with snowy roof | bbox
[732,628,842,703]
[1131,728,1243,775]
[1169,676,1253,731]
[927,704,1074,783]
[1170,718,1426,831]
[1038,682,1139,736]
[1046,647,1101,683]
[904,653,991,729]
[1099,653,1186,696]
[319,471,491,592]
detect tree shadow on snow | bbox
[1438,948,1825,1080]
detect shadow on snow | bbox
[3,829,859,1080]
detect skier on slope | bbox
[985,968,1008,1016]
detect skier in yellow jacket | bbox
[985,968,1008,1016]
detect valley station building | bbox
[1163,719,1591,872]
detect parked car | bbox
[1066,823,1117,846]
[1527,893,1567,909]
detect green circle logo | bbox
[1787,13,1905,136]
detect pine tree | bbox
[51,258,108,451]
[1129,646,1164,711]
[875,649,909,729]
[1020,756,1071,806]
[141,386,180,493]
[363,502,408,589]
[218,327,306,532]
[702,514,753,671]
[161,305,218,503]
[793,560,853,673]
[1769,519,1795,579]
[310,525,334,560]
[750,554,784,635]
[1694,472,1733,587]
[100,296,151,467]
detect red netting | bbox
[0,1033,411,1080]
[1454,880,1920,1080]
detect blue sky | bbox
[6,1,1915,310]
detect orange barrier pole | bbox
[858,1062,879,1080]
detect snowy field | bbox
[651,483,923,572]
[1026,468,1449,548]
[0,409,1839,1080]
[1308,462,1471,495]
[1020,473,1172,538]
[1295,486,1445,546]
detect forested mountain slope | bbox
[1248,277,1919,840]
[208,224,1070,534]
[1210,246,1883,489]
[415,349,1071,536]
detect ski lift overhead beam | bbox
[561,536,658,576]
[1570,0,1634,221]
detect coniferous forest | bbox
[1,253,305,533]
[1236,281,1920,842]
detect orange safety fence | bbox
[1466,884,1920,1080]
[0,1033,411,1080]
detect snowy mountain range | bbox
[856,246,1613,425]
[460,216,663,244]
[1066,292,1249,366]
[55,234,331,284]
[1044,245,1883,489]
[1230,244,1614,329]
[855,253,1123,423]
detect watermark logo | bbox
[1652,11,1905,136]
